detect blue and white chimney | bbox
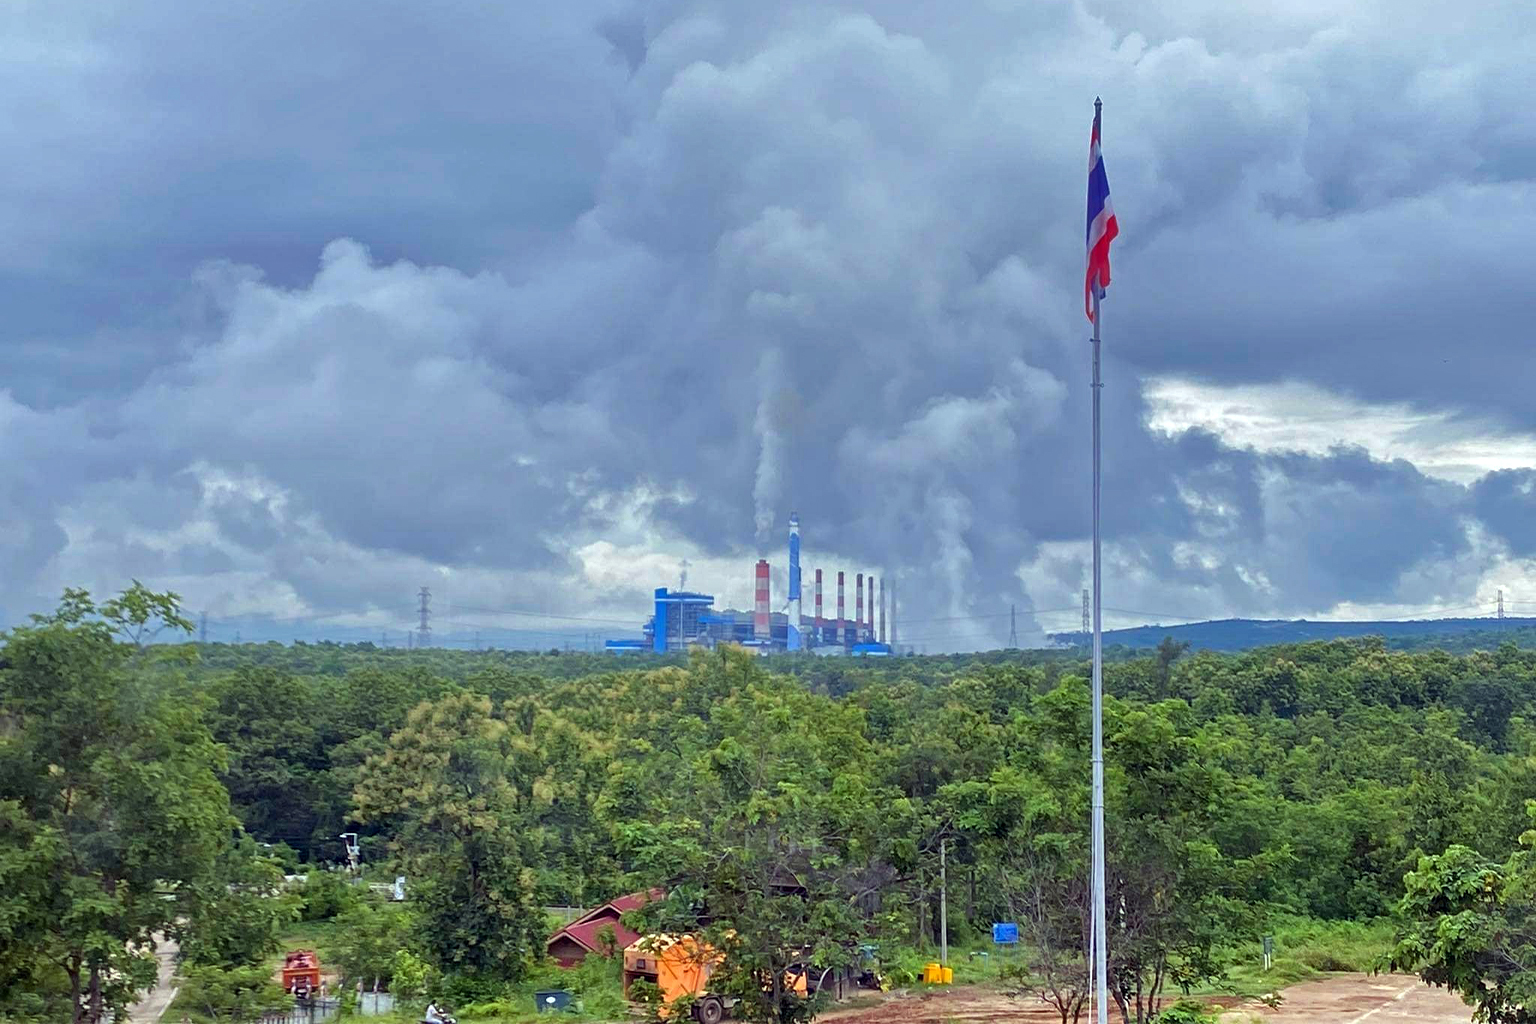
[787,512,802,651]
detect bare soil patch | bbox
[816,974,1473,1024]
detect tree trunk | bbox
[67,960,83,1024]
[87,963,104,1024]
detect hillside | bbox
[1050,615,1536,653]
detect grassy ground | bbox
[1216,917,1395,997]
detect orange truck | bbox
[280,950,321,998]
[622,934,808,1024]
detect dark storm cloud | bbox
[1,0,1532,644]
[1473,470,1536,558]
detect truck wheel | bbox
[696,996,725,1024]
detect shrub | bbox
[1153,999,1217,1024]
[296,869,359,921]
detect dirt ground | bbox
[817,974,1473,1024]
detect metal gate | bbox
[257,998,340,1024]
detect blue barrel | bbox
[534,990,573,1013]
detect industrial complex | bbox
[607,513,896,656]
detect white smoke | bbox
[753,348,786,540]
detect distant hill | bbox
[1049,616,1536,653]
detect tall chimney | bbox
[814,569,823,645]
[754,560,770,640]
[868,571,876,642]
[889,577,897,651]
[837,571,846,644]
[856,574,864,644]
[787,513,802,652]
[879,576,886,644]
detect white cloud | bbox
[1144,376,1536,484]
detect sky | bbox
[3,0,1535,649]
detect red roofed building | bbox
[547,890,661,968]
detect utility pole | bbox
[939,838,949,966]
[1008,604,1019,649]
[417,587,432,647]
[199,611,207,645]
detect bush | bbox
[175,964,288,1022]
[331,902,413,989]
[1154,1000,1217,1024]
[391,949,436,1000]
[296,869,359,921]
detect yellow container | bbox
[923,962,941,983]
[942,967,954,984]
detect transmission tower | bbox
[1008,604,1019,648]
[199,611,207,645]
[1082,589,1091,635]
[679,558,691,590]
[1499,588,1506,619]
[417,587,432,647]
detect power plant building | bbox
[614,513,893,655]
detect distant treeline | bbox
[1051,615,1536,653]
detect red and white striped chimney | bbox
[754,559,770,640]
[814,569,823,643]
[856,574,864,642]
[837,571,845,642]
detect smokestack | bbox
[814,569,823,645]
[754,559,770,640]
[787,513,802,651]
[879,577,886,644]
[856,574,864,644]
[889,578,897,651]
[868,571,876,642]
[837,571,846,644]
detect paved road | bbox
[126,934,179,1024]
[1234,974,1472,1024]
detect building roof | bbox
[546,890,661,961]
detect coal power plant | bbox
[606,513,895,656]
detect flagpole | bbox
[1090,96,1109,1024]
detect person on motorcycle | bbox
[422,1000,453,1024]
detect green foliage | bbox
[353,693,546,987]
[391,948,436,999]
[1152,999,1217,1024]
[174,963,288,1022]
[331,900,415,989]
[177,835,298,967]
[1387,830,1536,1022]
[17,579,1536,1020]
[296,869,360,921]
[0,586,230,1024]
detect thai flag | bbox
[1085,104,1119,322]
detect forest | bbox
[5,585,1536,1023]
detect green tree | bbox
[176,834,297,967]
[620,651,910,1024]
[1388,836,1536,1022]
[351,693,543,988]
[0,586,231,1024]
[175,963,288,1021]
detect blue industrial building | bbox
[608,513,891,655]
